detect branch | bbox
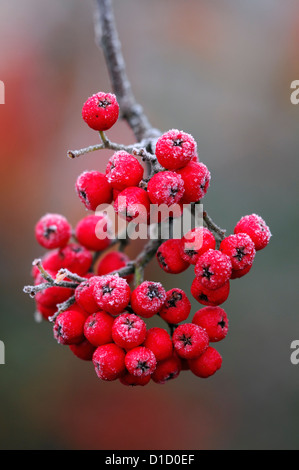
[94,0,160,143]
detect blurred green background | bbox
[0,0,298,450]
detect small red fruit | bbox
[82,92,119,131]
[143,327,173,362]
[130,281,166,318]
[114,187,151,223]
[180,227,216,265]
[75,171,113,211]
[75,214,111,252]
[192,306,229,342]
[155,129,197,170]
[125,346,157,377]
[234,213,271,251]
[53,309,86,345]
[112,312,147,350]
[159,288,191,324]
[151,353,182,384]
[92,343,126,381]
[156,239,189,274]
[191,278,230,306]
[84,311,114,347]
[69,339,96,361]
[93,274,131,315]
[172,323,209,359]
[220,233,256,272]
[96,251,133,283]
[194,249,232,290]
[35,213,72,249]
[106,151,144,190]
[188,346,222,378]
[147,171,185,206]
[176,161,211,203]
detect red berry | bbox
[35,213,72,249]
[69,338,96,361]
[57,243,93,276]
[159,288,191,324]
[36,302,57,321]
[114,187,151,223]
[191,278,230,306]
[151,353,182,384]
[119,372,151,386]
[106,151,144,191]
[75,214,111,252]
[188,346,222,378]
[194,249,232,290]
[180,227,216,265]
[192,306,229,342]
[130,281,166,318]
[84,311,114,347]
[92,274,131,315]
[125,346,157,377]
[172,323,209,359]
[75,171,113,211]
[112,312,147,350]
[34,271,74,308]
[156,239,189,274]
[38,250,64,273]
[176,161,211,203]
[234,214,271,251]
[96,251,133,284]
[220,233,256,272]
[82,92,119,132]
[92,343,126,381]
[230,263,252,279]
[147,171,185,206]
[155,129,197,170]
[75,277,101,314]
[143,327,173,361]
[53,309,86,345]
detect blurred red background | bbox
[0,0,298,449]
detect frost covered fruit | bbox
[172,323,209,359]
[234,214,271,251]
[143,327,173,362]
[156,239,189,274]
[188,346,222,379]
[75,214,111,252]
[176,161,211,203]
[92,274,131,315]
[82,91,119,132]
[84,311,114,347]
[114,187,151,223]
[53,309,86,345]
[194,249,232,290]
[35,213,72,249]
[151,353,182,384]
[155,129,197,170]
[147,171,185,206]
[180,227,216,265]
[192,306,229,343]
[106,151,144,190]
[92,343,126,381]
[220,233,256,272]
[130,281,166,318]
[159,288,191,324]
[111,313,147,350]
[125,346,157,377]
[75,171,113,211]
[191,277,230,307]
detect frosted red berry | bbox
[57,243,93,276]
[106,151,144,191]
[176,161,211,203]
[172,323,209,359]
[119,372,151,386]
[75,277,101,314]
[220,233,256,272]
[53,309,86,345]
[147,171,185,206]
[194,249,232,290]
[69,338,96,361]
[82,91,119,132]
[192,306,229,342]
[191,277,230,306]
[151,353,182,384]
[188,346,222,378]
[92,343,126,381]
[180,227,216,265]
[75,213,111,252]
[155,129,197,170]
[234,213,271,251]
[156,239,189,274]
[75,171,113,211]
[230,263,252,279]
[125,346,157,377]
[159,288,191,324]
[36,302,56,321]
[114,187,151,223]
[96,251,133,284]
[130,281,166,318]
[35,213,72,250]
[112,312,147,350]
[143,327,173,361]
[93,274,131,315]
[84,311,114,347]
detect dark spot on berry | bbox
[125,318,135,330]
[43,225,57,239]
[180,334,192,347]
[98,98,111,108]
[234,246,246,262]
[88,319,97,328]
[102,284,114,295]
[199,293,209,302]
[185,249,198,257]
[165,372,175,381]
[172,138,184,147]
[166,291,183,308]
[218,317,226,329]
[157,251,167,269]
[202,265,213,280]
[79,190,88,201]
[56,324,63,338]
[137,360,150,373]
[200,178,207,190]
[147,284,162,300]
[169,186,179,198]
[72,246,82,253]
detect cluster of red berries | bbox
[28,91,271,386]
